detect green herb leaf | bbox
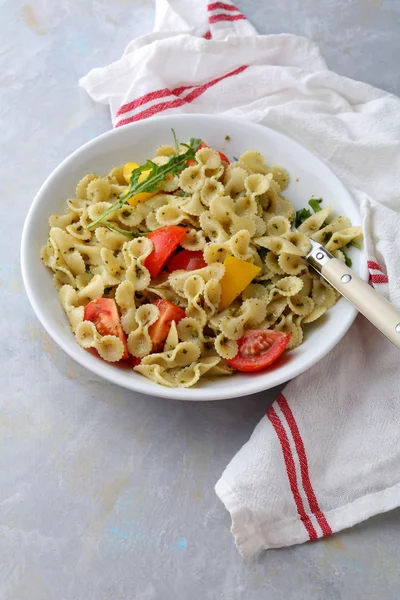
[87,137,201,230]
[99,220,149,238]
[308,198,323,213]
[343,251,352,268]
[225,135,231,141]
[295,207,312,227]
[171,128,179,153]
[350,240,361,250]
[258,247,269,261]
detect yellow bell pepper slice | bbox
[219,256,261,310]
[122,161,159,207]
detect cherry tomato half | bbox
[148,299,186,352]
[186,143,230,167]
[167,250,207,273]
[227,329,290,373]
[144,226,187,278]
[84,298,129,359]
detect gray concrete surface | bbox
[1,0,400,598]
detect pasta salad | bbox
[41,135,362,388]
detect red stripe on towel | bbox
[370,273,389,284]
[115,65,248,127]
[367,260,382,272]
[207,2,241,11]
[267,406,318,541]
[277,394,332,537]
[116,98,186,127]
[116,89,173,118]
[209,13,246,23]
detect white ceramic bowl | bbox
[21,115,367,401]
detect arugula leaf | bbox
[87,137,201,230]
[258,247,269,261]
[295,207,312,227]
[343,252,352,268]
[171,128,179,153]
[308,198,323,213]
[99,220,148,238]
[350,240,361,250]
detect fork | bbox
[306,239,400,349]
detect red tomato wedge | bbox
[167,250,207,273]
[145,226,187,278]
[131,356,142,367]
[148,299,186,352]
[186,143,230,167]
[84,298,129,359]
[227,330,290,373]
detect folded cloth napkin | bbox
[80,0,400,556]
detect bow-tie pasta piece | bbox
[95,227,128,252]
[127,303,159,358]
[219,298,266,341]
[163,320,180,352]
[179,165,206,194]
[288,293,315,317]
[123,237,153,291]
[169,263,225,297]
[175,357,222,387]
[224,166,248,198]
[238,151,270,175]
[297,205,331,236]
[270,166,289,190]
[75,173,99,199]
[108,166,126,186]
[181,228,207,251]
[266,216,291,237]
[199,211,230,243]
[215,333,238,360]
[139,342,200,370]
[302,305,327,324]
[269,276,304,300]
[196,146,223,178]
[59,285,85,332]
[67,222,92,241]
[49,212,77,230]
[155,204,197,228]
[278,253,308,276]
[310,216,351,244]
[312,277,338,310]
[325,226,363,252]
[283,231,311,255]
[255,235,305,257]
[75,321,125,362]
[244,173,273,198]
[115,280,137,334]
[49,228,86,275]
[200,178,225,207]
[86,178,112,204]
[274,313,303,350]
[176,191,204,216]
[177,317,207,349]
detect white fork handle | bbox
[308,249,400,349]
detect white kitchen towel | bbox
[80,0,400,556]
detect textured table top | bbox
[2,1,400,598]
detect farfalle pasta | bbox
[41,137,362,387]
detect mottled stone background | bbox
[1,1,400,598]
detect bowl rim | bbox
[20,114,367,401]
